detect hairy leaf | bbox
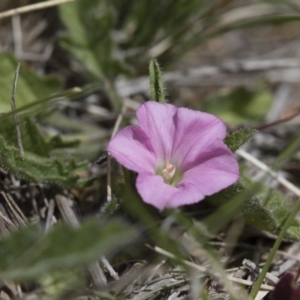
[0,136,87,187]
[149,59,166,103]
[209,180,300,241]
[0,218,135,281]
[225,128,256,152]
[1,118,78,157]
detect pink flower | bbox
[107,101,239,211]
[272,273,300,300]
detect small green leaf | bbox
[19,118,80,157]
[225,128,256,152]
[48,135,80,151]
[24,118,49,155]
[149,59,166,103]
[0,218,135,281]
[202,84,272,124]
[0,53,62,113]
[41,270,84,296]
[0,136,87,188]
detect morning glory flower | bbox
[107,101,239,211]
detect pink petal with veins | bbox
[137,101,177,162]
[171,107,227,169]
[108,101,239,210]
[107,125,156,173]
[166,147,239,208]
[136,173,177,210]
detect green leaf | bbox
[0,136,87,188]
[0,218,135,281]
[0,53,62,113]
[0,89,96,187]
[1,117,80,157]
[41,270,85,296]
[59,0,128,80]
[47,135,80,151]
[202,84,272,124]
[224,128,256,152]
[59,0,127,111]
[241,182,300,241]
[42,109,107,160]
[57,0,300,76]
[149,59,166,103]
[209,180,300,241]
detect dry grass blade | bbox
[0,209,18,232]
[116,58,300,97]
[152,246,275,292]
[237,149,300,197]
[131,276,186,300]
[55,195,107,288]
[242,259,279,285]
[101,256,119,280]
[113,261,147,294]
[1,192,27,227]
[44,199,56,232]
[106,103,127,206]
[0,0,75,20]
[55,194,80,228]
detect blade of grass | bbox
[10,63,24,155]
[273,129,300,170]
[152,246,274,292]
[173,211,246,300]
[250,196,300,299]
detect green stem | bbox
[250,196,300,299]
[103,78,122,112]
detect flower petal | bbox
[171,108,227,170]
[186,141,239,178]
[136,101,177,163]
[107,125,156,173]
[272,273,294,300]
[136,173,177,211]
[165,143,239,208]
[165,183,205,208]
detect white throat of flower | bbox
[157,161,182,186]
[162,163,176,180]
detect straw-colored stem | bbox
[0,0,75,20]
[237,149,300,197]
[106,104,126,203]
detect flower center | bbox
[156,161,182,186]
[162,163,176,180]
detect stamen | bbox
[162,163,176,180]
